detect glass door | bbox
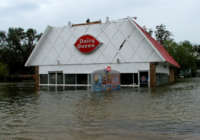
[49,72,63,85]
[140,71,148,87]
[49,73,56,84]
[57,73,63,84]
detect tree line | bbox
[145,24,200,77]
[0,28,42,81]
[0,25,199,81]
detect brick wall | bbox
[150,62,156,87]
[169,68,175,82]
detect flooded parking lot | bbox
[0,78,200,140]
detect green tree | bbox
[193,44,200,75]
[0,63,9,82]
[155,24,173,45]
[146,28,153,36]
[164,40,197,77]
[144,26,153,36]
[149,23,199,77]
[0,28,42,74]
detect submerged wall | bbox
[150,62,156,87]
[169,68,175,82]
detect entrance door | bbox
[49,72,63,85]
[140,71,148,87]
[121,74,133,85]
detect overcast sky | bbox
[1,0,200,44]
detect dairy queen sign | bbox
[74,35,102,53]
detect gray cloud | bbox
[0,1,39,17]
[0,0,200,44]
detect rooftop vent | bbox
[72,19,101,27]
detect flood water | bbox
[1,78,200,140]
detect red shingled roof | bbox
[132,20,180,68]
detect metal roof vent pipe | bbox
[68,21,71,26]
[86,18,90,23]
[117,58,120,63]
[57,60,60,65]
[106,17,109,23]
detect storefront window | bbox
[121,73,133,85]
[57,73,63,84]
[77,74,87,84]
[156,73,169,86]
[49,73,56,84]
[65,74,75,84]
[40,74,48,84]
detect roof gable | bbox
[128,17,180,68]
[25,17,177,67]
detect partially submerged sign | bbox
[91,69,121,92]
[74,34,102,53]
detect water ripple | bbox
[0,79,200,139]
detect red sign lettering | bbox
[74,35,102,53]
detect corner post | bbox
[169,67,175,82]
[150,62,156,87]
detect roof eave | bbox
[24,25,52,67]
[166,61,181,68]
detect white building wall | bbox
[39,63,149,74]
[156,65,169,74]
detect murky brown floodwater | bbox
[0,78,200,140]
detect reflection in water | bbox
[0,79,200,139]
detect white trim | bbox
[39,84,138,87]
[148,70,150,88]
[87,74,90,86]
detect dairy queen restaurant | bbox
[25,16,180,91]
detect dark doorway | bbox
[77,74,87,84]
[140,71,148,87]
[134,73,138,85]
[121,74,133,85]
